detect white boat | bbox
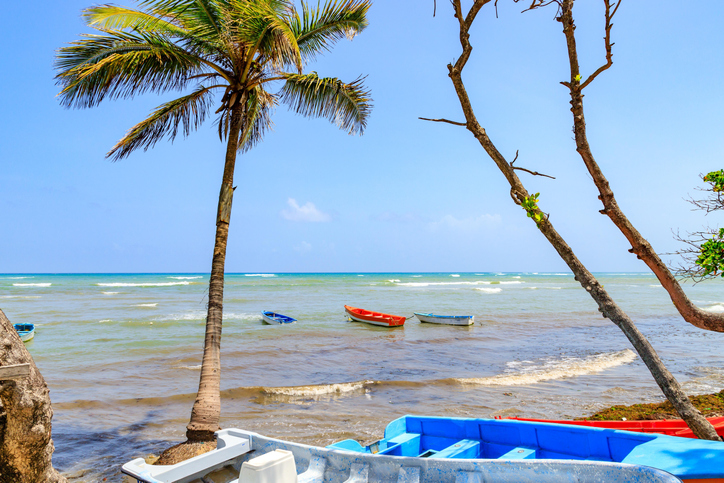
[121,428,682,483]
[414,313,474,326]
[261,311,297,325]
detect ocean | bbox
[1,272,722,481]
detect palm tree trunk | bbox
[186,102,245,442]
[446,0,721,442]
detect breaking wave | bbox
[454,350,637,386]
[475,287,502,294]
[245,274,276,277]
[168,276,203,280]
[96,282,191,287]
[261,380,374,397]
[13,283,51,287]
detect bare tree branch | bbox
[580,0,620,89]
[510,150,556,178]
[419,116,466,126]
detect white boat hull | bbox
[347,314,397,327]
[415,313,474,326]
[122,428,682,483]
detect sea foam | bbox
[262,380,373,396]
[96,282,191,287]
[13,283,51,287]
[455,350,636,386]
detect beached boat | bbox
[261,311,297,325]
[344,305,405,327]
[329,415,724,482]
[13,323,35,342]
[122,427,682,483]
[414,312,474,326]
[498,415,724,439]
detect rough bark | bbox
[0,309,66,482]
[186,101,245,442]
[558,0,724,333]
[441,0,721,441]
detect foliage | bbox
[521,192,543,227]
[703,169,724,192]
[695,228,724,278]
[55,0,373,160]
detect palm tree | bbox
[56,0,371,443]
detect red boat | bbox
[498,416,724,439]
[344,305,405,327]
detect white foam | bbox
[136,303,158,307]
[475,287,502,294]
[649,284,662,288]
[450,274,460,277]
[456,350,636,386]
[13,283,51,287]
[703,304,724,313]
[5,276,33,279]
[179,365,202,370]
[512,276,521,279]
[99,319,112,323]
[524,287,539,290]
[168,276,203,280]
[263,380,373,396]
[387,279,401,283]
[245,274,276,277]
[412,275,422,278]
[396,281,491,287]
[499,281,522,285]
[102,292,119,295]
[0,295,41,299]
[357,275,364,277]
[155,312,259,321]
[96,282,191,287]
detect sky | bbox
[1,1,723,274]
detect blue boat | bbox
[122,427,682,483]
[13,323,35,342]
[261,311,297,325]
[329,415,724,482]
[414,313,474,326]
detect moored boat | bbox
[261,311,297,325]
[13,323,35,342]
[344,305,405,327]
[414,312,474,326]
[329,415,724,482]
[497,415,724,439]
[122,427,682,483]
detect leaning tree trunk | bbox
[0,309,66,483]
[557,0,724,333]
[441,0,721,441]
[186,102,245,443]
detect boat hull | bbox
[13,324,35,342]
[122,428,682,483]
[329,415,724,482]
[415,313,474,326]
[261,311,296,325]
[500,416,724,439]
[344,306,405,327]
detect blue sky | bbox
[1,1,723,273]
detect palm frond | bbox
[108,84,218,160]
[291,0,370,61]
[56,30,215,108]
[83,5,188,36]
[279,71,371,135]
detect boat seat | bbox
[433,439,480,459]
[342,462,369,483]
[377,433,421,456]
[298,456,326,483]
[397,466,420,483]
[498,446,537,459]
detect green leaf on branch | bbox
[695,228,724,277]
[703,169,724,192]
[521,193,543,228]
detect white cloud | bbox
[428,214,501,231]
[281,198,331,222]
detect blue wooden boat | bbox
[414,313,474,326]
[261,311,297,325]
[122,427,682,483]
[329,415,724,482]
[13,323,35,342]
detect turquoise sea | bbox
[1,272,723,481]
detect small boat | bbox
[344,305,405,327]
[329,415,724,482]
[13,323,35,342]
[261,311,297,325]
[498,415,724,439]
[122,427,682,483]
[415,312,474,326]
